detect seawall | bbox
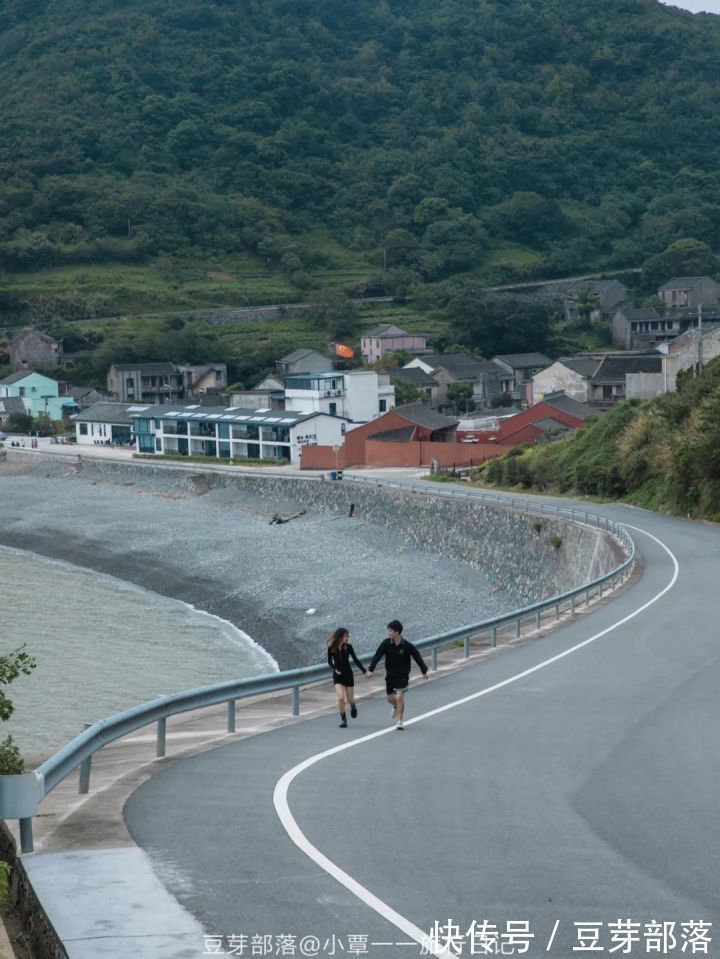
[67,457,622,607]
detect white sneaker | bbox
[391,706,397,719]
[395,721,404,731]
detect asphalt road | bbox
[124,496,720,959]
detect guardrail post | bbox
[585,588,590,606]
[227,700,236,733]
[536,610,541,628]
[584,511,589,523]
[463,636,470,659]
[78,722,93,794]
[515,618,521,638]
[571,594,576,612]
[555,603,560,619]
[292,686,300,716]
[432,648,438,671]
[491,627,497,648]
[19,817,34,854]
[599,581,604,599]
[156,717,166,758]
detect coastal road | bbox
[124,496,720,958]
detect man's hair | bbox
[387,619,403,633]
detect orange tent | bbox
[334,343,355,359]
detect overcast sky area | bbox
[661,0,720,12]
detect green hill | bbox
[479,357,720,521]
[2,0,720,289]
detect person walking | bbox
[327,627,367,728]
[366,620,428,731]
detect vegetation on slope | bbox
[2,0,720,289]
[479,357,720,521]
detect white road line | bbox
[273,523,679,959]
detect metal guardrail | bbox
[0,479,634,854]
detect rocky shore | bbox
[0,457,524,668]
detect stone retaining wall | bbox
[70,458,624,607]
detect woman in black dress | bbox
[327,627,367,727]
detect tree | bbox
[306,290,359,340]
[371,349,412,372]
[640,239,720,293]
[447,382,475,414]
[0,644,37,775]
[8,411,32,433]
[445,291,551,357]
[391,378,425,405]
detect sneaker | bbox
[339,719,348,728]
[350,704,358,719]
[391,706,397,719]
[395,721,404,731]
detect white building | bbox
[71,401,138,445]
[129,403,349,465]
[283,370,394,423]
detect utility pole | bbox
[698,303,703,372]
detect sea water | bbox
[0,545,278,756]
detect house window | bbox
[18,387,25,397]
[603,386,613,400]
[329,402,337,416]
[379,400,387,413]
[79,423,88,435]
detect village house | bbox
[360,324,429,364]
[229,373,286,411]
[9,328,63,369]
[71,402,137,446]
[564,280,628,324]
[128,403,348,465]
[458,392,593,446]
[657,276,720,311]
[0,396,28,427]
[533,353,662,407]
[0,370,77,420]
[491,353,553,406]
[389,366,435,403]
[611,305,680,350]
[108,363,185,404]
[284,369,394,422]
[275,349,334,376]
[175,363,228,395]
[299,403,509,470]
[404,354,505,410]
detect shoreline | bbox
[0,460,519,670]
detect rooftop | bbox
[390,367,436,387]
[541,391,594,421]
[394,403,458,430]
[278,348,328,364]
[494,352,553,369]
[71,402,143,425]
[362,323,411,338]
[119,403,351,426]
[416,354,490,379]
[0,370,39,385]
[592,355,662,380]
[658,276,714,291]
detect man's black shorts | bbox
[386,673,409,695]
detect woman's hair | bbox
[328,627,349,655]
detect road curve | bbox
[124,496,720,958]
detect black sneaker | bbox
[350,704,358,719]
[339,719,348,728]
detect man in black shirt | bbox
[367,619,428,730]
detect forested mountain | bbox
[2,0,720,287]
